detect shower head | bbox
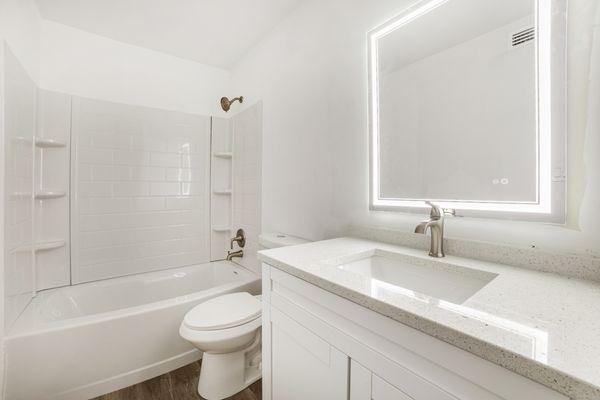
[220,96,244,112]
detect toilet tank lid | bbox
[259,232,310,249]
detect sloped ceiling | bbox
[35,0,303,69]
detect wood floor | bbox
[92,361,262,400]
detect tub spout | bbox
[226,249,243,261]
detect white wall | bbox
[0,0,42,83]
[39,20,231,116]
[232,0,344,241]
[232,0,600,256]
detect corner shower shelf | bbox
[35,138,67,148]
[35,240,66,252]
[35,191,67,199]
[213,152,233,159]
[212,226,232,233]
[9,240,66,254]
[213,189,232,195]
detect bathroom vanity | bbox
[258,238,600,400]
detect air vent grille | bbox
[512,27,535,47]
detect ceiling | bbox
[34,0,303,69]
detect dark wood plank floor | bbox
[92,361,262,400]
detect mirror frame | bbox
[368,0,566,222]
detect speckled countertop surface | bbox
[258,237,600,400]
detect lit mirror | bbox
[369,0,565,220]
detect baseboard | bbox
[48,350,202,400]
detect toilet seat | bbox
[180,316,262,352]
[183,292,261,331]
[180,292,262,354]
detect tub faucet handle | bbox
[230,229,246,249]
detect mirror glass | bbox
[371,0,546,211]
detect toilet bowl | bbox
[180,232,309,399]
[179,292,262,400]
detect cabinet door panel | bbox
[271,308,348,400]
[372,375,414,400]
[350,360,372,400]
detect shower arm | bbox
[220,96,244,112]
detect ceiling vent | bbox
[512,27,535,47]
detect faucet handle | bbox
[425,201,455,218]
[425,201,443,218]
[444,208,456,216]
[230,228,246,249]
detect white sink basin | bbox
[336,251,497,304]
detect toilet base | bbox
[197,331,261,400]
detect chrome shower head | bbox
[220,96,244,112]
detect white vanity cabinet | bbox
[261,263,568,400]
[270,304,348,400]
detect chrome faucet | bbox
[226,249,243,261]
[414,201,453,258]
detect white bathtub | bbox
[4,261,261,400]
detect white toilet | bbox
[180,232,309,400]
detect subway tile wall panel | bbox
[71,97,211,283]
[3,47,36,329]
[210,117,232,261]
[232,102,262,275]
[35,89,72,290]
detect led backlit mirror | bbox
[369,0,566,221]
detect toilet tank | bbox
[258,232,310,250]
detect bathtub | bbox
[4,261,261,400]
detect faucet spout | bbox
[414,202,451,258]
[226,249,243,261]
[414,221,431,234]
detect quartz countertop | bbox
[257,237,600,400]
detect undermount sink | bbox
[335,250,498,304]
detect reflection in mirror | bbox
[369,0,565,220]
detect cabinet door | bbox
[372,375,414,400]
[270,308,348,400]
[350,360,372,400]
[350,360,413,400]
